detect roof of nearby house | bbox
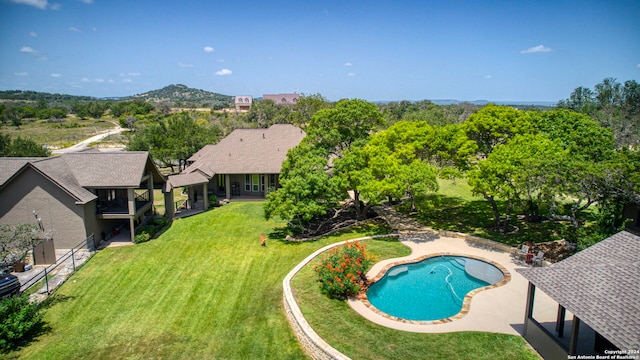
[262,93,299,104]
[0,157,44,186]
[166,171,209,189]
[517,231,640,350]
[0,152,166,204]
[186,124,305,175]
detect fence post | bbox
[72,248,76,271]
[44,267,49,294]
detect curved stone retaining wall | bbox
[283,235,397,360]
[282,232,515,359]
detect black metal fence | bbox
[20,234,96,299]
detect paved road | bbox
[52,123,128,154]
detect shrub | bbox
[135,225,156,236]
[0,294,43,352]
[151,218,168,228]
[314,241,372,300]
[134,233,151,244]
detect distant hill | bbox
[128,84,233,107]
[0,90,95,102]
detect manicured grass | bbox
[12,202,388,359]
[291,240,539,360]
[401,178,587,246]
[12,202,539,359]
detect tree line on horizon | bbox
[1,78,639,248]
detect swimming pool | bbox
[366,255,505,322]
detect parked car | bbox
[0,271,21,299]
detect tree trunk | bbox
[503,199,512,233]
[484,194,501,231]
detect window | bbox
[269,174,277,188]
[217,175,225,190]
[252,174,260,192]
[261,174,266,192]
[245,174,251,191]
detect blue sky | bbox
[1,0,639,102]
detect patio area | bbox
[348,232,561,336]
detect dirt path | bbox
[52,122,128,154]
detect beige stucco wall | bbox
[0,167,89,249]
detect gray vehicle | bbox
[0,271,21,299]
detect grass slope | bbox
[14,203,385,359]
[405,178,585,246]
[14,202,538,359]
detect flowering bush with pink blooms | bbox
[314,241,372,300]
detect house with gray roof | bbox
[166,124,305,215]
[517,231,640,359]
[0,152,168,253]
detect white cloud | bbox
[95,78,105,83]
[178,62,194,68]
[344,62,353,66]
[20,46,36,53]
[69,26,81,32]
[49,2,60,10]
[520,45,552,54]
[637,64,640,69]
[30,31,38,37]
[108,79,114,83]
[81,77,90,82]
[204,46,215,53]
[123,79,132,83]
[215,69,232,76]
[9,0,48,10]
[14,72,29,77]
[127,72,141,76]
[51,73,61,77]
[485,75,492,79]
[217,59,224,63]
[347,72,356,77]
[79,0,93,4]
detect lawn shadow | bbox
[408,194,575,247]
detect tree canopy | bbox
[127,112,220,172]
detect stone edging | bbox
[282,232,517,359]
[283,235,397,360]
[356,252,511,325]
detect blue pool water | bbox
[366,256,504,321]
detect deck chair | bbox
[532,251,545,266]
[515,244,529,259]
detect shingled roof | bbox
[0,157,44,186]
[184,124,305,175]
[517,231,640,351]
[0,152,165,204]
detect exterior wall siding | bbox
[0,167,89,249]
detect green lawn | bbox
[400,178,588,246]
[12,201,538,359]
[12,202,387,359]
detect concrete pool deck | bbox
[348,232,560,335]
